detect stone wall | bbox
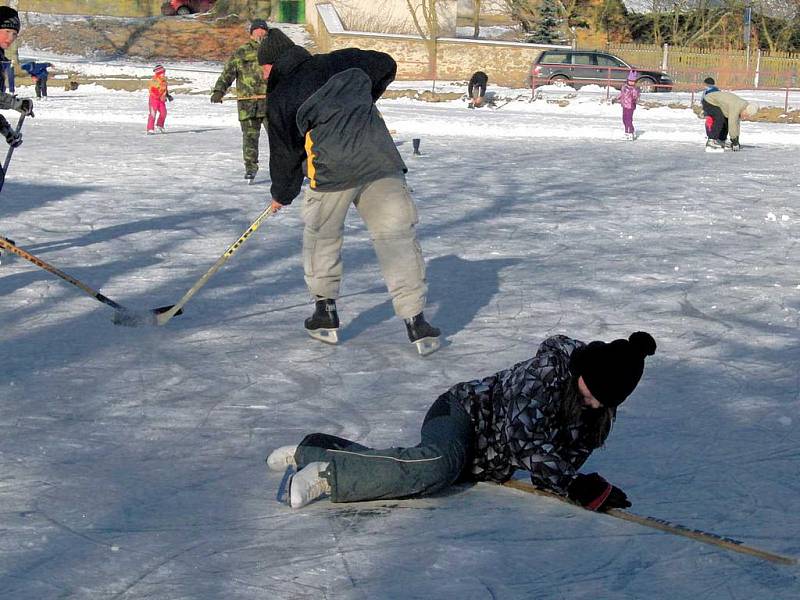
[18,0,163,17]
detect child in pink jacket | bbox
[147,65,172,134]
[619,71,640,140]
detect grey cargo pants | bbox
[294,396,473,503]
[300,175,427,320]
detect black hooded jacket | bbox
[265,46,399,204]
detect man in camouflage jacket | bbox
[211,19,269,180]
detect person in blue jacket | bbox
[21,60,52,99]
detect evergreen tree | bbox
[527,0,565,44]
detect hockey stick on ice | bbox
[155,206,274,326]
[502,479,797,565]
[0,113,26,193]
[0,237,178,326]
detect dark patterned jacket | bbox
[438,335,606,495]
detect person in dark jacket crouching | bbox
[268,331,657,509]
[257,29,440,355]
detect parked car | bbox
[529,50,674,93]
[161,0,215,16]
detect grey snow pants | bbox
[294,395,473,503]
[300,175,427,320]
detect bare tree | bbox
[405,0,440,81]
[473,0,482,38]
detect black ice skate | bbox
[404,312,441,356]
[304,298,340,344]
[244,172,256,185]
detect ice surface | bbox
[1,57,799,598]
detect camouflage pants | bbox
[240,115,268,175]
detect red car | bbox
[161,0,215,16]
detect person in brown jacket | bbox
[702,88,758,151]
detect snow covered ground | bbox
[1,56,800,599]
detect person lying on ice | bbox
[267,331,657,509]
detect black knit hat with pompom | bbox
[570,332,657,407]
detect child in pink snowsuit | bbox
[619,71,640,140]
[147,65,171,134]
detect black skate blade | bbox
[153,304,183,316]
[306,328,339,344]
[412,336,441,356]
[277,466,296,505]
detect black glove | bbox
[12,97,34,116]
[210,91,224,104]
[166,93,174,102]
[730,137,740,151]
[5,129,22,148]
[567,473,631,512]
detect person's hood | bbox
[267,45,312,94]
[296,68,373,133]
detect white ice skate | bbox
[157,127,165,134]
[266,445,298,471]
[278,462,331,509]
[705,139,725,153]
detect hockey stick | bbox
[0,237,178,326]
[0,112,26,193]
[502,479,797,565]
[222,95,267,102]
[154,206,274,326]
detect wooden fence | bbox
[607,43,800,90]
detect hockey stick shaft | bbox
[155,207,274,325]
[0,113,26,193]
[502,479,797,565]
[222,95,266,101]
[0,236,125,310]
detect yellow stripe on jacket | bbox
[304,131,317,189]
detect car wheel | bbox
[549,75,570,87]
[636,77,656,93]
[176,6,191,14]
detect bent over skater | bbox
[258,30,440,355]
[268,332,657,508]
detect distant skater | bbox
[21,60,52,99]
[701,78,758,152]
[619,71,640,140]
[467,70,488,108]
[146,64,172,134]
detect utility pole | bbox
[744,4,752,73]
